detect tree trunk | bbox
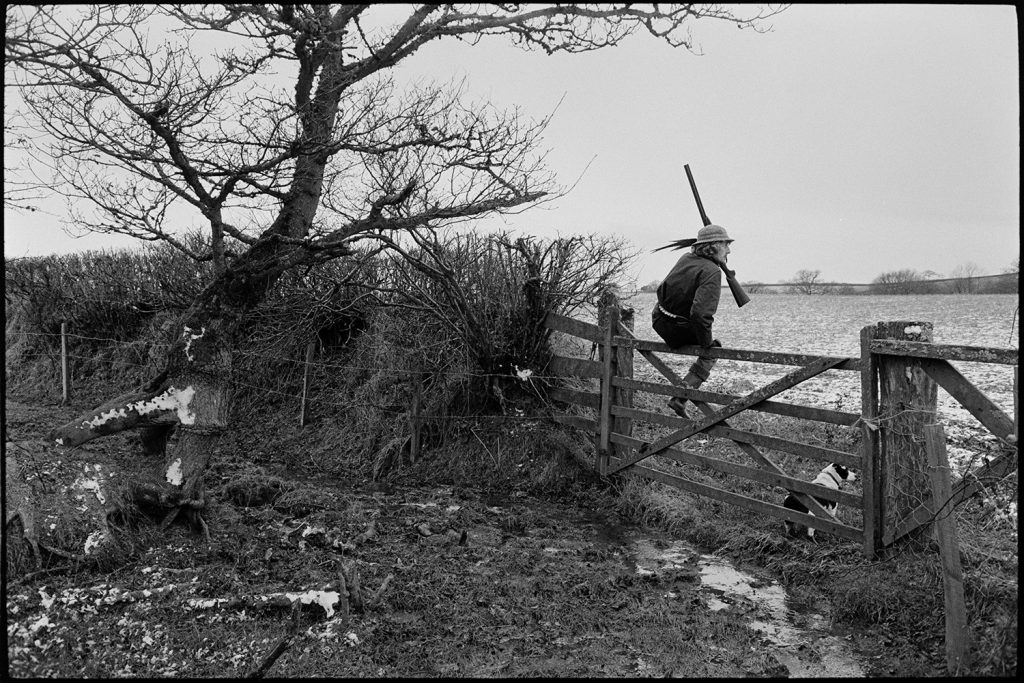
[140,353,232,534]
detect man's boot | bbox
[668,396,689,418]
[668,371,706,418]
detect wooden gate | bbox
[544,305,1018,558]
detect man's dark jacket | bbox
[655,252,721,347]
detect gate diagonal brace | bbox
[918,357,1015,441]
[607,356,846,476]
[615,324,847,521]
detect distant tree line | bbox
[639,259,1018,296]
[750,260,1019,295]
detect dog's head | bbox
[826,463,856,485]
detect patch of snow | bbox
[28,615,52,633]
[187,598,227,609]
[130,386,197,425]
[72,474,106,505]
[182,325,206,361]
[82,406,129,429]
[83,530,107,555]
[284,590,341,618]
[165,459,184,486]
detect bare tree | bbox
[787,268,823,295]
[870,268,938,295]
[950,261,983,293]
[640,279,661,293]
[5,4,786,550]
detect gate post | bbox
[875,321,938,548]
[859,325,881,557]
[614,304,635,449]
[597,289,635,475]
[597,303,619,475]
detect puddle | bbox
[626,532,865,678]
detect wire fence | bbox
[634,270,1019,294]
[7,328,559,421]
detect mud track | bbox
[6,400,938,676]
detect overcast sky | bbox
[4,4,1019,286]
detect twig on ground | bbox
[354,518,377,545]
[338,567,350,630]
[348,563,363,613]
[246,602,302,679]
[10,561,84,586]
[370,573,394,608]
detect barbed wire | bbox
[11,356,1010,450]
[7,349,559,421]
[10,330,1015,431]
[649,270,1019,291]
[9,346,572,385]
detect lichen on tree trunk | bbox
[151,365,231,535]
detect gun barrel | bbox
[684,164,711,226]
[684,163,750,308]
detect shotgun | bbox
[678,164,750,308]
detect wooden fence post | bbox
[924,423,969,674]
[299,341,316,427]
[613,305,634,452]
[876,321,938,547]
[598,304,619,476]
[60,321,70,405]
[859,324,881,557]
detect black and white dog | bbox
[783,463,856,539]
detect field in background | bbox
[617,292,1018,475]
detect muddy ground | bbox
[2,399,990,677]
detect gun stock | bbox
[724,268,751,308]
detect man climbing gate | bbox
[651,164,749,419]
[652,223,734,418]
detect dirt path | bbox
[7,478,783,676]
[3,392,790,679]
[6,399,918,677]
